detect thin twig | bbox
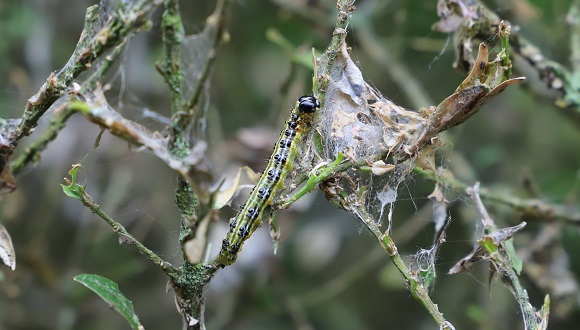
[10,0,161,145]
[11,41,129,175]
[352,201,454,329]
[465,183,548,330]
[187,0,231,112]
[415,167,580,225]
[62,169,179,278]
[10,106,73,175]
[435,0,580,125]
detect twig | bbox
[280,153,346,208]
[186,0,231,112]
[209,0,356,269]
[10,106,73,175]
[62,166,178,278]
[11,41,129,175]
[352,201,454,329]
[295,202,442,307]
[415,167,580,225]
[465,183,549,330]
[157,0,186,131]
[317,0,355,97]
[156,1,228,328]
[434,0,580,125]
[10,0,161,146]
[1,0,162,197]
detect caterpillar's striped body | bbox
[216,96,320,267]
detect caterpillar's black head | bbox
[298,95,320,114]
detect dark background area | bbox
[1,0,579,329]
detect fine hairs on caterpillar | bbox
[216,95,320,267]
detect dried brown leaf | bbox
[0,224,16,270]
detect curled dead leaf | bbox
[0,224,16,270]
[370,160,395,175]
[213,168,242,210]
[184,214,210,263]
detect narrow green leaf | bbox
[68,164,79,182]
[74,274,143,330]
[504,238,523,275]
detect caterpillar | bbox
[216,95,320,267]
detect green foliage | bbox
[60,165,85,202]
[74,274,143,330]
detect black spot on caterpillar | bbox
[217,95,320,266]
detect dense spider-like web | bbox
[293,37,447,287]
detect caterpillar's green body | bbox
[216,96,320,267]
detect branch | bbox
[283,27,522,209]
[155,1,232,328]
[433,0,580,126]
[456,183,550,330]
[11,0,161,145]
[351,198,454,329]
[415,167,580,225]
[61,165,178,278]
[1,0,162,196]
[11,41,129,175]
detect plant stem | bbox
[10,0,160,145]
[415,167,580,225]
[11,41,129,175]
[354,202,454,329]
[281,153,346,208]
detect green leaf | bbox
[266,27,315,70]
[74,274,143,330]
[61,165,86,201]
[311,130,325,159]
[60,184,82,200]
[504,238,523,275]
[478,236,498,253]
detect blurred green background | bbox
[1,0,579,329]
